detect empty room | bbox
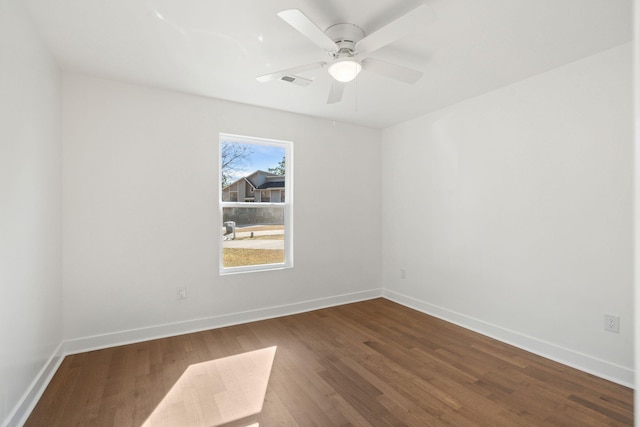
[1,0,637,426]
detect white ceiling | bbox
[25,0,632,128]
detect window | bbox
[219,133,292,274]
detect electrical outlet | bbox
[177,287,187,300]
[400,269,406,279]
[604,314,619,333]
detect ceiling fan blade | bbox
[278,9,338,53]
[256,62,326,83]
[362,58,423,84]
[327,81,345,104]
[356,4,435,54]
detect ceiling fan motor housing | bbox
[325,23,365,56]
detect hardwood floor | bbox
[26,298,633,426]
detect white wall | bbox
[62,74,382,348]
[0,0,63,425]
[382,44,634,385]
[633,0,639,419]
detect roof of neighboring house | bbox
[257,181,284,189]
[222,170,282,191]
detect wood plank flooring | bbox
[26,298,633,426]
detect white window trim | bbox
[219,133,293,275]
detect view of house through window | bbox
[219,134,292,274]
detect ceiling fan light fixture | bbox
[328,57,362,82]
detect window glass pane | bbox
[219,134,292,274]
[221,141,285,194]
[222,207,285,268]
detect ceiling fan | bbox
[256,3,435,104]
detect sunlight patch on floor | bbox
[142,346,276,427]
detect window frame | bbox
[218,133,293,275]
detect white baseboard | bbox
[64,289,384,355]
[3,344,65,427]
[382,289,634,388]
